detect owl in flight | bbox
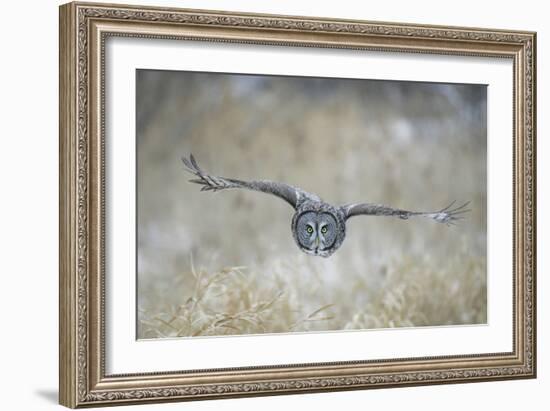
[182,155,469,258]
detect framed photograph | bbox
[59,2,537,408]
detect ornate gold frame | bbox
[59,1,536,408]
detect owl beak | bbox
[314,237,320,251]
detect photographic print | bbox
[136,70,487,339]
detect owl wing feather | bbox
[182,154,319,209]
[342,200,470,226]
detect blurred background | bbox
[136,69,487,339]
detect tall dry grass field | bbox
[136,70,487,339]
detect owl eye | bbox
[306,226,314,234]
[321,226,328,234]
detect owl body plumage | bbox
[182,154,469,258]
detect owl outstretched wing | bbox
[342,201,470,226]
[182,154,320,209]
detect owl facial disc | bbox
[293,210,342,257]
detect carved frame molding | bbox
[59,2,536,407]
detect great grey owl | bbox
[182,154,469,258]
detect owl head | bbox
[291,202,346,258]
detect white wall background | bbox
[0,0,545,409]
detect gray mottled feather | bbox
[342,201,470,226]
[182,154,319,209]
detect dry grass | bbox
[138,244,486,338]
